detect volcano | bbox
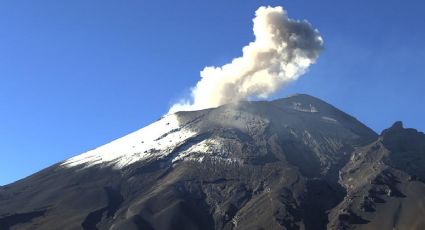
[1,94,424,230]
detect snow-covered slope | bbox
[62,114,197,169]
[61,93,377,172]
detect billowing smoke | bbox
[169,6,323,113]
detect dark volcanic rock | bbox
[330,121,425,230]
[381,121,425,182]
[1,94,424,230]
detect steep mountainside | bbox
[328,121,425,230]
[0,94,424,230]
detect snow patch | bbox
[171,139,220,163]
[291,102,318,113]
[321,116,338,123]
[61,114,197,169]
[170,138,242,165]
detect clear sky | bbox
[1,0,424,185]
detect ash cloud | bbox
[169,6,323,113]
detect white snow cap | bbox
[61,114,197,169]
[169,6,323,113]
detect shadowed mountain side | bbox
[329,121,425,230]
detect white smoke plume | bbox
[169,6,323,113]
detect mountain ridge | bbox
[1,94,424,230]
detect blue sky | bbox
[1,0,424,185]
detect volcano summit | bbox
[1,94,425,230]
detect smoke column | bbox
[169,6,323,113]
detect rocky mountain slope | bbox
[0,94,424,230]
